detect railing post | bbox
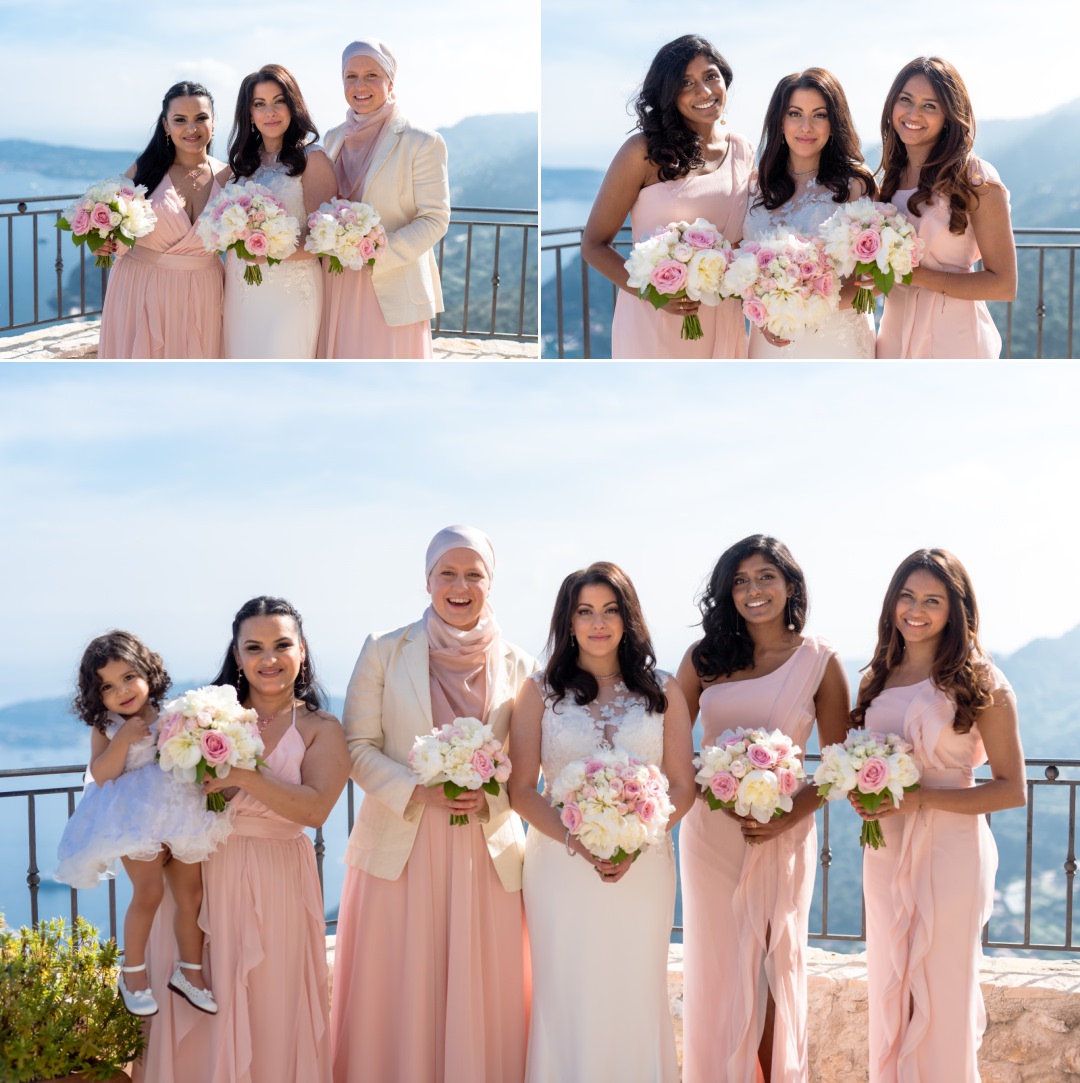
[517,227,529,339]
[580,247,591,358]
[489,224,502,336]
[27,793,40,925]
[1036,249,1046,358]
[555,250,565,359]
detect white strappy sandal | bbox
[117,962,159,1016]
[168,961,219,1014]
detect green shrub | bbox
[0,916,145,1082]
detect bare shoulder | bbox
[297,707,345,742]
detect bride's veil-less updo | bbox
[633,34,733,182]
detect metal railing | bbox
[0,196,537,345]
[541,226,1080,360]
[3,756,1077,954]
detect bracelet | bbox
[565,830,576,857]
[941,272,951,313]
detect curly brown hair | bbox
[633,34,733,183]
[879,57,983,236]
[73,631,171,734]
[543,562,667,714]
[851,549,993,734]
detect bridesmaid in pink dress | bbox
[98,82,224,359]
[851,550,1024,1083]
[581,34,752,359]
[875,58,1017,358]
[676,535,850,1083]
[330,526,533,1083]
[134,596,348,1083]
[318,39,450,358]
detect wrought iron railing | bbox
[541,226,1080,359]
[0,196,537,344]
[3,756,1077,954]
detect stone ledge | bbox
[0,317,538,360]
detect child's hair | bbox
[73,630,171,734]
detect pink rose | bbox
[246,231,269,255]
[253,210,267,223]
[672,242,694,263]
[156,712,184,749]
[358,237,377,262]
[744,298,768,326]
[853,229,882,261]
[637,798,658,822]
[684,228,718,249]
[777,767,799,796]
[812,274,834,297]
[560,803,583,832]
[194,709,214,729]
[119,185,136,199]
[649,259,688,295]
[799,260,819,279]
[90,203,113,230]
[607,775,624,796]
[584,758,605,776]
[857,756,890,794]
[709,771,738,803]
[200,729,234,766]
[747,743,778,770]
[622,778,644,801]
[238,194,253,209]
[470,749,495,780]
[756,248,776,269]
[70,207,92,235]
[494,760,511,784]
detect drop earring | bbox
[786,600,795,632]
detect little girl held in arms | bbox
[56,631,233,1017]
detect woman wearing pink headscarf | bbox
[319,39,451,358]
[330,526,534,1083]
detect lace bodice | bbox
[103,712,157,772]
[743,177,844,241]
[532,672,669,794]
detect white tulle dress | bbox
[743,177,875,359]
[222,147,324,359]
[55,712,234,890]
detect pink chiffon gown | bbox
[610,132,753,359]
[133,724,331,1083]
[680,637,836,1083]
[98,174,224,359]
[862,670,1008,1083]
[318,264,431,358]
[876,157,1007,358]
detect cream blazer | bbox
[341,619,536,892]
[323,116,450,326]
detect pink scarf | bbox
[335,102,398,201]
[424,604,502,726]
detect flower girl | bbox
[56,631,232,1017]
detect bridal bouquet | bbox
[814,730,921,849]
[196,181,299,285]
[156,685,266,811]
[408,716,511,825]
[724,231,839,342]
[551,749,673,863]
[624,217,736,341]
[695,727,805,826]
[304,197,388,274]
[818,197,924,314]
[56,177,157,269]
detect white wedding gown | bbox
[522,672,678,1083]
[744,177,875,359]
[223,149,323,359]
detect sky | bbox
[1,361,1077,710]
[1,0,539,151]
[542,0,1077,169]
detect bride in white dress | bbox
[509,562,695,1083]
[744,68,878,359]
[220,64,338,359]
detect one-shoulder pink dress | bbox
[876,157,1007,359]
[98,174,224,359]
[862,671,1008,1083]
[134,724,331,1083]
[610,132,753,359]
[680,637,836,1083]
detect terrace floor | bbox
[0,318,538,360]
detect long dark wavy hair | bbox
[211,596,325,712]
[851,550,993,734]
[753,68,876,211]
[543,562,667,714]
[132,82,215,197]
[879,57,982,235]
[691,535,808,681]
[74,630,171,734]
[227,64,319,180]
[633,34,733,183]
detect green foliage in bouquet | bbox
[0,916,145,1081]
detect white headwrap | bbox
[341,39,397,79]
[425,525,496,581]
